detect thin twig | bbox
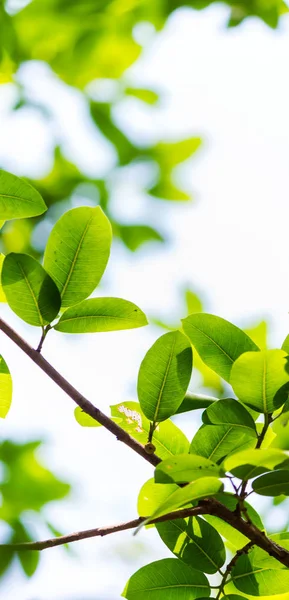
[1,506,207,551]
[216,541,253,599]
[0,317,161,468]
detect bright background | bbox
[1,5,289,599]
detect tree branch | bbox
[1,506,207,551]
[0,317,161,467]
[4,497,289,570]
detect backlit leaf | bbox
[43,206,112,308]
[137,331,193,422]
[182,313,258,381]
[154,453,224,484]
[190,424,256,464]
[223,448,289,480]
[0,355,12,418]
[0,170,46,220]
[2,253,61,327]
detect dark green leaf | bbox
[154,453,224,484]
[0,544,14,576]
[43,206,112,308]
[176,392,218,414]
[54,297,148,333]
[122,558,210,599]
[2,253,61,326]
[156,515,225,574]
[252,469,289,496]
[0,355,12,418]
[202,398,256,433]
[0,170,46,219]
[12,521,39,577]
[190,424,256,463]
[182,313,258,381]
[232,545,289,595]
[111,401,189,459]
[137,331,193,422]
[230,350,289,413]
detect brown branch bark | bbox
[4,497,289,569]
[0,317,161,467]
[1,506,207,551]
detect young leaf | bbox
[137,331,193,422]
[232,545,289,595]
[182,313,258,381]
[137,479,178,519]
[154,453,224,484]
[0,254,6,302]
[122,558,210,599]
[190,424,256,463]
[43,206,112,308]
[230,349,289,413]
[156,515,226,574]
[2,253,61,327]
[223,448,289,480]
[54,297,147,333]
[176,392,218,414]
[0,356,12,418]
[202,398,256,433]
[145,477,223,521]
[252,469,289,496]
[0,170,47,219]
[110,401,189,459]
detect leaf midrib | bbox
[153,335,176,423]
[18,261,43,327]
[61,214,93,300]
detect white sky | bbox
[1,5,289,599]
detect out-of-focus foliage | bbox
[0,439,70,578]
[0,0,287,258]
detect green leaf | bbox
[156,515,225,574]
[0,545,14,576]
[232,545,289,595]
[223,448,289,479]
[252,469,289,496]
[12,521,39,577]
[137,331,193,422]
[0,170,47,220]
[2,253,61,327]
[74,407,121,427]
[0,355,12,418]
[137,478,178,520]
[111,401,189,459]
[154,453,224,484]
[122,558,210,599]
[118,224,164,251]
[230,350,289,413]
[176,392,218,414]
[202,398,256,433]
[54,297,148,333]
[0,254,6,302]
[190,424,256,464]
[204,492,264,551]
[43,206,112,308]
[125,87,159,104]
[146,477,223,521]
[182,313,258,381]
[282,334,289,354]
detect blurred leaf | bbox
[244,320,268,349]
[182,313,259,382]
[137,331,193,422]
[0,254,6,302]
[118,224,164,251]
[0,170,46,220]
[2,253,61,326]
[44,206,112,308]
[0,355,12,419]
[125,87,159,105]
[55,297,148,333]
[12,520,40,577]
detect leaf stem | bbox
[36,324,51,353]
[216,541,254,599]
